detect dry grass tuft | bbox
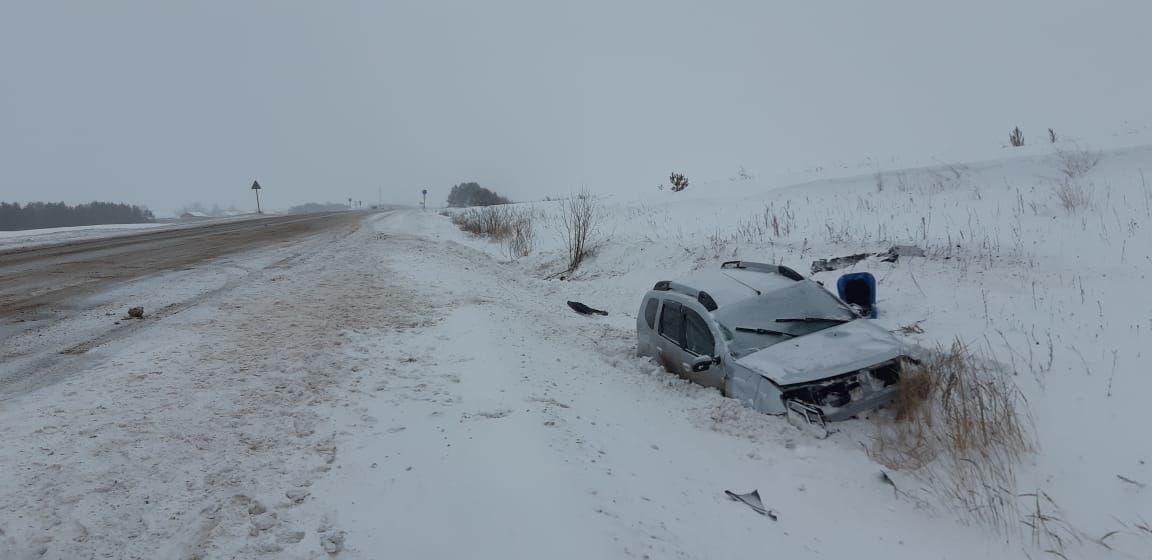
[1056,144,1102,179]
[1051,178,1094,214]
[870,340,1032,533]
[450,205,536,258]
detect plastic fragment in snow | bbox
[724,489,777,520]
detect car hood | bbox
[734,319,904,385]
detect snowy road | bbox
[0,207,1120,559]
[0,211,359,317]
[1,212,387,558]
[0,212,363,399]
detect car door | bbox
[636,295,661,357]
[655,300,689,380]
[683,307,724,390]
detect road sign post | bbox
[251,181,262,214]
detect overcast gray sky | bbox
[3,1,1151,215]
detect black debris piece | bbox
[567,301,608,316]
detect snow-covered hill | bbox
[431,141,1152,558]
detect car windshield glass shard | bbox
[774,317,851,324]
[735,327,796,337]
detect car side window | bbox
[684,309,715,356]
[659,301,684,345]
[643,298,659,329]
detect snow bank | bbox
[435,141,1152,558]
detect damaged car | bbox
[636,261,912,430]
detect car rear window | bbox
[659,301,684,344]
[643,298,659,329]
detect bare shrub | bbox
[735,215,765,243]
[870,340,1031,533]
[669,172,689,192]
[734,201,796,243]
[560,192,599,273]
[479,206,512,238]
[706,228,733,257]
[1009,126,1024,147]
[1048,128,1057,143]
[1056,143,1102,179]
[765,202,795,237]
[450,205,537,258]
[1051,178,1093,214]
[503,207,536,259]
[452,206,511,239]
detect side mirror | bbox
[691,355,719,373]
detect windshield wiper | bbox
[774,317,851,324]
[735,327,796,338]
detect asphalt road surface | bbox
[0,212,363,318]
[0,212,368,397]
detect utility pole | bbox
[421,189,428,211]
[251,181,262,214]
[378,186,382,209]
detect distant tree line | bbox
[446,182,510,208]
[0,201,155,231]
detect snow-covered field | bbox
[1,142,1150,559]
[0,222,172,248]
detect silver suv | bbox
[636,261,911,426]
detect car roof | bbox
[662,266,800,309]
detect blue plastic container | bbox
[837,272,877,318]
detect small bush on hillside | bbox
[1056,143,1102,180]
[669,173,689,192]
[1051,178,1094,214]
[560,192,599,273]
[1048,128,1057,143]
[504,208,536,259]
[870,340,1030,532]
[1009,127,1025,147]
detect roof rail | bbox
[720,260,804,281]
[653,281,718,311]
[697,291,718,311]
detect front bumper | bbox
[820,384,898,421]
[779,359,905,422]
